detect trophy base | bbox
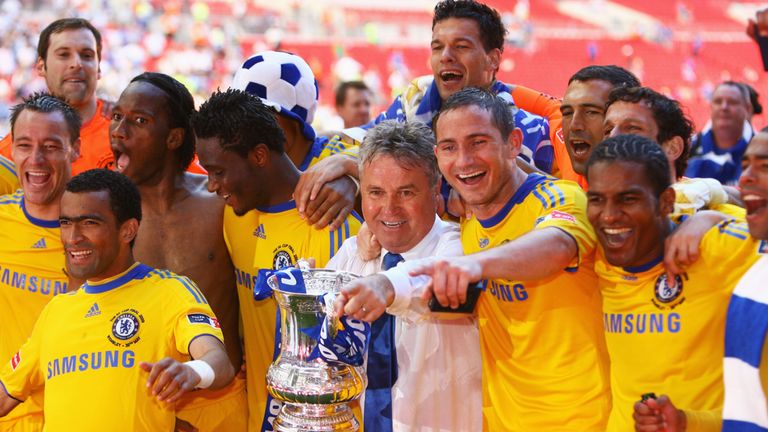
[274,403,359,432]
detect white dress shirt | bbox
[326,216,482,432]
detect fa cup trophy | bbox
[265,266,368,432]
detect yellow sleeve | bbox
[532,180,597,264]
[698,220,757,268]
[683,408,721,432]
[0,302,49,400]
[325,135,359,159]
[710,203,746,219]
[0,155,19,196]
[170,277,225,356]
[310,214,362,268]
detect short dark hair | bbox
[744,82,763,115]
[66,169,142,224]
[586,134,671,197]
[568,65,640,88]
[130,72,196,170]
[606,86,694,175]
[10,92,81,143]
[433,0,507,53]
[192,88,286,157]
[433,87,514,140]
[38,18,102,62]
[335,81,370,107]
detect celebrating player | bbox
[585,134,760,431]
[231,51,359,231]
[192,88,361,431]
[560,65,640,186]
[0,169,234,430]
[0,93,80,432]
[721,132,768,431]
[409,87,610,430]
[109,72,246,431]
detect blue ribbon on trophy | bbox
[268,267,370,366]
[254,266,370,431]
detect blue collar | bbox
[83,263,152,294]
[478,173,550,228]
[21,197,59,228]
[622,254,664,274]
[256,200,297,214]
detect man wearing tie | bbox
[326,120,482,431]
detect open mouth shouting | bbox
[113,150,130,173]
[601,227,634,249]
[25,170,52,187]
[456,170,486,186]
[569,139,592,162]
[440,70,464,83]
[743,193,767,218]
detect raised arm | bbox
[411,227,577,309]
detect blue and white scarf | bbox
[723,255,768,431]
[346,75,553,174]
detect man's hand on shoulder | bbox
[298,176,357,231]
[355,222,381,261]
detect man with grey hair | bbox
[327,120,482,431]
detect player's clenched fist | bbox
[140,358,202,403]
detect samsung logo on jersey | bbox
[603,312,681,334]
[234,267,258,290]
[47,350,135,380]
[488,281,528,303]
[0,265,67,296]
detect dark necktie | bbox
[364,252,404,432]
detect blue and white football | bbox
[231,50,318,126]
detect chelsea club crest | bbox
[108,309,144,347]
[652,274,684,309]
[272,243,298,270]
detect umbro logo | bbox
[253,224,266,239]
[85,303,101,318]
[31,238,47,249]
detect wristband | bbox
[185,360,215,389]
[345,174,361,197]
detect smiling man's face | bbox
[37,28,100,110]
[430,17,500,101]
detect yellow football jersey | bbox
[597,219,761,431]
[0,191,67,429]
[461,174,610,431]
[0,263,223,432]
[223,200,361,431]
[299,135,359,171]
[0,156,18,196]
